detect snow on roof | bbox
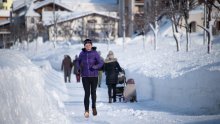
[72,3,118,12]
[0,20,10,26]
[62,0,117,4]
[0,10,10,17]
[25,1,41,17]
[0,31,10,34]
[18,10,26,17]
[44,11,119,26]
[42,11,71,26]
[13,0,27,11]
[34,0,73,12]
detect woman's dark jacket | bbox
[104,58,122,85]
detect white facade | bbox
[47,12,119,42]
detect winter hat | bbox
[108,51,114,59]
[108,50,114,55]
[84,39,92,46]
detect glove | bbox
[92,65,98,70]
[76,70,80,74]
[90,65,98,71]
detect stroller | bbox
[115,68,126,102]
[123,78,137,102]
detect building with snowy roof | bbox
[0,9,11,48]
[8,0,118,43]
[45,11,119,42]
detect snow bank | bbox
[126,62,220,114]
[110,35,220,114]
[114,37,132,45]
[32,60,69,102]
[0,50,70,124]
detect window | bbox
[138,6,144,13]
[31,18,35,23]
[58,30,62,35]
[218,21,220,30]
[103,18,110,23]
[135,0,144,3]
[87,19,97,23]
[189,22,196,32]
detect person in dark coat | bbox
[72,55,80,82]
[77,39,104,118]
[61,55,72,83]
[104,50,122,103]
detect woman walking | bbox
[61,55,72,83]
[104,51,122,103]
[77,39,104,118]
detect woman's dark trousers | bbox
[82,77,98,111]
[107,84,116,101]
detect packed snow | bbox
[2,0,220,123]
[0,50,69,124]
[1,30,220,123]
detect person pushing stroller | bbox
[104,51,122,103]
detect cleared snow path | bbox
[60,74,220,124]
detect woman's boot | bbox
[109,98,112,103]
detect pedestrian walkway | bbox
[61,74,220,124]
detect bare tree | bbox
[10,16,25,45]
[133,13,147,50]
[147,0,161,50]
[179,0,198,52]
[166,0,220,53]
[165,0,183,52]
[37,22,48,42]
[60,22,74,41]
[49,13,61,47]
[198,0,220,54]
[99,14,116,50]
[2,33,11,49]
[51,0,62,48]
